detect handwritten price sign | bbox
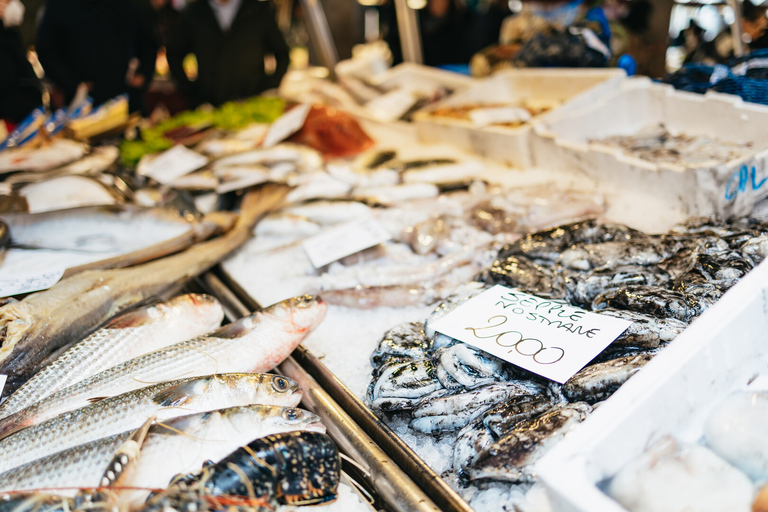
[0,269,66,298]
[430,285,631,383]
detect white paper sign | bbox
[430,285,632,384]
[262,103,311,148]
[303,218,392,268]
[0,269,66,298]
[138,145,208,184]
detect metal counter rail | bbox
[212,270,475,512]
[200,272,443,512]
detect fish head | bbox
[217,405,326,436]
[267,295,328,335]
[206,373,303,407]
[274,432,341,506]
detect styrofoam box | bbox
[532,77,768,219]
[412,68,626,168]
[535,258,768,512]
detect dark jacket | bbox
[166,0,290,107]
[0,25,42,123]
[36,0,157,112]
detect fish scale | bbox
[0,373,302,474]
[0,294,225,420]
[0,296,326,439]
[0,405,326,505]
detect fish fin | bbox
[152,382,198,407]
[87,396,110,403]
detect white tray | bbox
[532,77,768,219]
[413,68,626,168]
[536,258,768,512]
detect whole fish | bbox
[145,431,340,511]
[0,294,225,419]
[0,373,302,473]
[0,295,326,439]
[0,205,199,253]
[0,183,290,397]
[0,404,326,507]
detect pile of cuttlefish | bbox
[368,217,768,485]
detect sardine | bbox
[469,402,592,483]
[0,404,326,507]
[562,353,654,403]
[0,294,224,419]
[0,373,301,473]
[0,295,326,438]
[0,183,290,396]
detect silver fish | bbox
[0,373,301,473]
[0,404,325,506]
[0,184,290,396]
[0,295,326,438]
[0,294,224,419]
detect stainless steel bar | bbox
[298,0,340,79]
[393,0,423,64]
[728,0,745,57]
[201,272,443,512]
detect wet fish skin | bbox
[432,343,507,390]
[564,265,671,307]
[469,402,592,483]
[557,239,676,271]
[0,184,289,397]
[484,254,567,299]
[562,353,654,403]
[0,294,224,420]
[0,295,326,439]
[0,373,302,473]
[0,405,325,502]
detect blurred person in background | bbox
[36,0,157,113]
[0,0,43,127]
[166,0,290,108]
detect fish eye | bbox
[272,376,290,392]
[283,408,302,422]
[296,295,314,308]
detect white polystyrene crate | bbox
[532,77,768,219]
[535,258,768,512]
[412,68,626,168]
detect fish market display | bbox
[0,295,326,437]
[224,180,605,309]
[0,183,289,396]
[0,373,302,473]
[426,102,554,128]
[364,216,768,508]
[143,431,341,511]
[0,404,326,506]
[591,124,764,167]
[0,293,224,419]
